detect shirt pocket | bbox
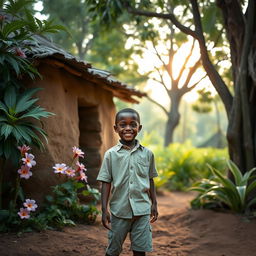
[137,156,150,178]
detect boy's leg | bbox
[130,215,152,254]
[106,215,132,256]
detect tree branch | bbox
[126,6,199,39]
[174,38,196,87]
[190,0,233,115]
[146,95,169,116]
[153,65,170,96]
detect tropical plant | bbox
[149,142,228,191]
[0,87,53,163]
[0,0,66,209]
[190,160,256,213]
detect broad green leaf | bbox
[4,86,17,109]
[0,116,8,121]
[15,98,38,114]
[19,106,54,120]
[236,185,246,208]
[13,125,32,143]
[227,160,243,185]
[0,102,8,114]
[246,180,256,194]
[208,164,237,193]
[2,20,27,37]
[242,167,256,184]
[0,123,13,139]
[5,55,20,76]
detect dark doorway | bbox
[78,106,102,186]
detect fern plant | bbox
[190,160,256,213]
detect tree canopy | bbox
[86,0,256,173]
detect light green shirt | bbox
[97,140,158,219]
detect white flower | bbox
[72,146,84,158]
[18,165,32,179]
[23,199,38,211]
[53,163,67,174]
[18,208,30,219]
[65,167,76,177]
[22,153,36,168]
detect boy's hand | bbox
[150,203,158,223]
[102,210,111,230]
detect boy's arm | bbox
[149,178,158,223]
[101,181,111,230]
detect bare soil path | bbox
[1,191,256,256]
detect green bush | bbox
[144,142,228,191]
[190,160,256,213]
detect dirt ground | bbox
[1,191,256,256]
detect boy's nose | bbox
[124,124,132,129]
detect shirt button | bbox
[130,166,133,169]
[130,181,133,184]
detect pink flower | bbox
[23,199,38,212]
[15,48,26,58]
[22,153,36,168]
[18,145,31,156]
[18,165,32,179]
[18,208,30,219]
[76,161,87,172]
[79,170,88,182]
[65,167,76,177]
[53,163,67,174]
[72,146,84,158]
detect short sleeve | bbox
[149,152,158,179]
[97,151,112,183]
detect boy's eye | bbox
[118,122,138,128]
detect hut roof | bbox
[24,35,146,103]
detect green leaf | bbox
[0,116,8,122]
[15,88,42,111]
[246,179,256,194]
[5,55,21,76]
[2,20,27,37]
[15,98,38,114]
[4,86,17,109]
[236,185,246,208]
[0,123,13,139]
[13,125,32,143]
[19,106,54,120]
[227,160,243,185]
[0,101,9,114]
[207,164,237,193]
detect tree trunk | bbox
[219,0,256,173]
[164,93,181,147]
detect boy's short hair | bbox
[115,108,140,124]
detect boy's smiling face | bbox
[114,112,142,144]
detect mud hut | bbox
[20,35,145,202]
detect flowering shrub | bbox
[0,145,99,232]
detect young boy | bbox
[97,108,158,256]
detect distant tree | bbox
[87,0,256,173]
[40,0,146,85]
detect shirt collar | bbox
[116,140,144,152]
